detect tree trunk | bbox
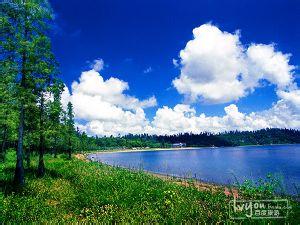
[37,93,45,177]
[14,103,25,186]
[53,137,57,158]
[68,136,71,160]
[14,0,31,186]
[14,30,27,185]
[0,124,8,162]
[37,144,45,177]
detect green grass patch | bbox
[0,151,299,223]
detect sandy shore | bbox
[146,171,224,193]
[85,146,213,155]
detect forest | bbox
[154,128,300,147]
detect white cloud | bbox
[277,89,300,110]
[80,108,149,137]
[61,86,71,110]
[172,59,179,67]
[143,66,153,74]
[91,58,104,72]
[246,44,295,88]
[147,100,300,135]
[62,71,300,135]
[61,67,156,136]
[70,69,157,112]
[173,24,296,104]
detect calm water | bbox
[88,144,300,195]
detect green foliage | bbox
[0,1,20,161]
[237,174,285,198]
[219,128,300,146]
[89,135,166,151]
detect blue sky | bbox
[50,0,300,136]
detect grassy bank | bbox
[0,151,299,223]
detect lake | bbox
[88,144,300,195]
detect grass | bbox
[0,150,299,224]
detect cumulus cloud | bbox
[173,24,296,104]
[277,89,300,110]
[61,67,156,136]
[78,108,150,137]
[63,71,300,136]
[147,100,300,135]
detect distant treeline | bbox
[156,128,300,147]
[75,128,300,151]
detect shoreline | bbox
[75,153,225,193]
[83,143,300,155]
[86,146,202,154]
[144,171,225,193]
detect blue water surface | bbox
[88,145,300,195]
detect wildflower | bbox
[224,187,231,197]
[232,189,239,199]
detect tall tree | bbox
[66,102,74,160]
[0,0,29,185]
[0,0,58,183]
[32,13,59,177]
[0,1,19,162]
[47,80,64,158]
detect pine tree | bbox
[0,1,20,162]
[66,101,75,160]
[0,0,58,183]
[47,80,64,158]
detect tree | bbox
[0,1,19,162]
[23,100,39,168]
[0,0,31,185]
[34,23,59,177]
[0,51,18,162]
[47,80,64,158]
[0,0,58,183]
[66,101,75,159]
